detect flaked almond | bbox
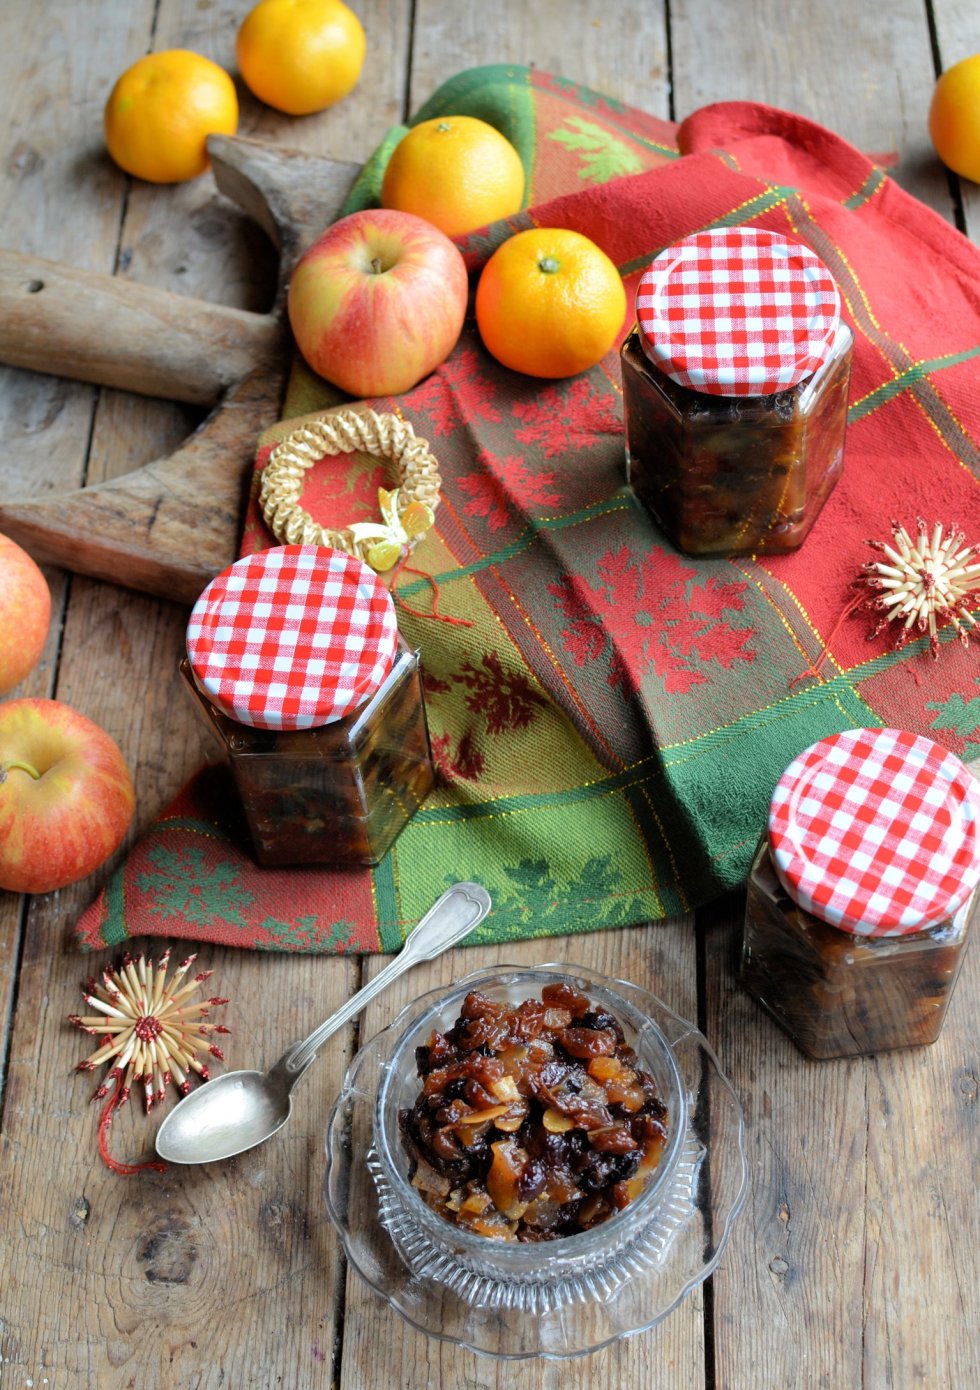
[493,1102,529,1133]
[542,1107,574,1133]
[411,1156,450,1198]
[455,1102,509,1125]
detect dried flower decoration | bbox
[68,949,229,1175]
[856,519,980,658]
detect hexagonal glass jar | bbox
[739,728,980,1059]
[182,544,433,867]
[623,227,853,556]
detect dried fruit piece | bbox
[486,1139,530,1219]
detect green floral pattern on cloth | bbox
[76,69,980,954]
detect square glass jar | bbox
[740,837,977,1059]
[622,322,853,556]
[181,645,434,867]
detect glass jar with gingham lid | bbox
[740,727,980,1059]
[621,226,853,557]
[181,545,434,867]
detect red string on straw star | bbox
[68,949,230,1175]
[856,518,980,658]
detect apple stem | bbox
[1,759,41,781]
[370,257,384,274]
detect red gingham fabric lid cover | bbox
[186,545,398,731]
[768,728,980,937]
[636,227,842,396]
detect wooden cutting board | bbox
[0,135,362,605]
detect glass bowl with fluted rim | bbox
[323,963,749,1360]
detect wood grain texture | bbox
[671,0,952,213]
[0,2,406,1388]
[932,0,980,237]
[671,10,980,1388]
[0,137,363,600]
[0,247,282,406]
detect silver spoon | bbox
[154,881,491,1164]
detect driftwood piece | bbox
[0,135,362,604]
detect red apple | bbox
[0,698,135,894]
[0,532,51,695]
[287,208,469,397]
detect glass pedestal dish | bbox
[324,964,748,1360]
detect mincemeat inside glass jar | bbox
[182,544,434,867]
[623,227,853,556]
[740,727,980,1059]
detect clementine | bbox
[104,49,238,184]
[475,228,626,379]
[236,0,366,116]
[381,115,525,238]
[929,53,980,182]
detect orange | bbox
[236,0,365,116]
[104,49,238,184]
[475,227,626,379]
[381,115,525,238]
[929,53,980,182]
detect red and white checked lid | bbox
[186,545,398,731]
[636,227,842,396]
[768,728,980,937]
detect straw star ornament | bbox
[68,949,229,1173]
[856,519,980,657]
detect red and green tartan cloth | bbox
[78,67,980,956]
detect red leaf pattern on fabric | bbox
[458,471,511,531]
[400,348,503,436]
[431,730,486,783]
[550,544,755,696]
[458,450,562,530]
[512,378,623,458]
[454,651,549,734]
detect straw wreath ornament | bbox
[69,949,229,1174]
[259,407,441,573]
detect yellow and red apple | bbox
[0,698,135,894]
[287,208,468,397]
[0,532,51,695]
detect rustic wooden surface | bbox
[0,2,978,1388]
[0,137,366,603]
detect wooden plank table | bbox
[1,2,978,1386]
